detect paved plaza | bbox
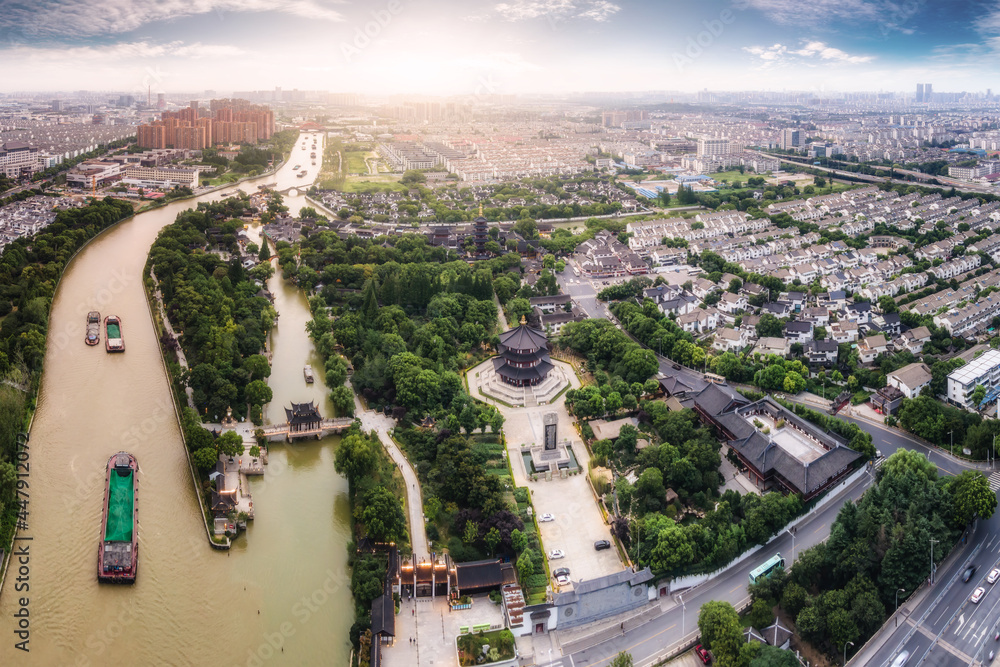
[383,594,508,667]
[468,358,624,584]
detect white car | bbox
[553,567,571,585]
[989,568,1000,585]
[548,549,565,560]
[971,586,986,604]
[539,513,555,522]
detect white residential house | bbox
[899,326,932,354]
[887,363,932,399]
[858,335,888,364]
[712,327,747,353]
[718,292,749,315]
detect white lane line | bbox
[955,613,967,634]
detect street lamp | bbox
[843,641,854,666]
[895,588,906,627]
[786,527,796,561]
[930,539,939,584]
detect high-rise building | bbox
[157,93,165,110]
[697,137,730,157]
[780,129,801,150]
[137,124,166,150]
[915,84,924,103]
[175,125,207,150]
[51,100,64,112]
[924,83,933,103]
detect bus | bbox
[704,373,726,385]
[749,553,785,584]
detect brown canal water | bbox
[0,133,355,666]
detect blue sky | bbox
[1,0,999,95]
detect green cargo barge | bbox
[98,451,138,583]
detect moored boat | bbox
[304,365,315,383]
[105,315,124,353]
[85,311,100,346]
[98,451,138,584]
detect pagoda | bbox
[284,401,322,434]
[493,318,554,387]
[471,204,490,257]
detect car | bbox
[694,644,713,664]
[890,651,909,667]
[538,513,555,522]
[964,565,977,582]
[553,568,571,585]
[672,363,682,370]
[594,539,612,551]
[990,568,1000,585]
[548,549,565,560]
[972,586,987,604]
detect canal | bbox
[0,132,355,666]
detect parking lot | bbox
[530,459,623,587]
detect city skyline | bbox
[3,0,1000,95]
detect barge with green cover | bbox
[105,314,124,353]
[98,451,138,584]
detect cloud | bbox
[975,2,1000,52]
[3,40,245,62]
[0,0,345,40]
[742,40,873,68]
[743,0,923,34]
[492,0,620,22]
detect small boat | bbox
[293,164,301,170]
[98,451,138,584]
[85,311,100,346]
[105,315,124,353]
[304,365,315,383]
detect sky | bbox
[1,0,999,96]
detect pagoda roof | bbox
[494,357,553,382]
[498,324,548,350]
[285,401,322,424]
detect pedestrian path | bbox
[988,471,1000,492]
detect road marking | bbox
[729,585,742,594]
[812,524,826,534]
[989,472,1000,492]
[962,619,977,641]
[955,613,966,634]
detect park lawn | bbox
[337,174,409,193]
[708,169,754,183]
[344,150,371,174]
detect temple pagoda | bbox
[493,319,554,387]
[284,401,322,434]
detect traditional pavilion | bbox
[493,319,554,387]
[284,401,323,433]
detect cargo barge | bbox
[98,451,138,584]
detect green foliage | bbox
[559,318,659,384]
[784,448,957,657]
[698,601,743,665]
[610,653,634,667]
[148,196,276,421]
[946,470,998,528]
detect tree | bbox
[610,653,634,667]
[258,240,271,261]
[947,470,998,528]
[245,379,273,407]
[746,597,774,629]
[217,430,245,457]
[971,384,987,407]
[485,526,501,555]
[756,314,783,338]
[698,601,743,665]
[193,447,219,471]
[331,385,355,416]
[750,645,800,667]
[463,519,479,545]
[511,528,528,553]
[517,549,535,581]
[360,486,408,543]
